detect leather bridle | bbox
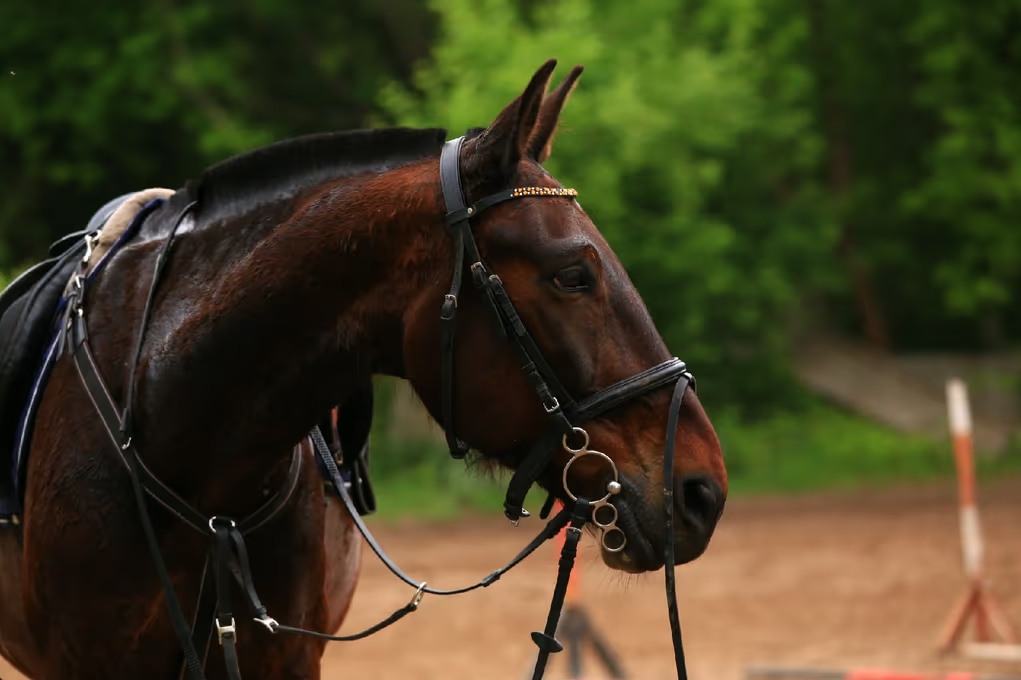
[438,135,692,515]
[57,135,697,680]
[436,135,694,677]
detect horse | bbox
[0,59,728,679]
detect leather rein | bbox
[58,136,695,680]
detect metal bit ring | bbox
[561,449,619,506]
[562,426,589,454]
[601,526,627,553]
[591,499,618,529]
[560,426,627,553]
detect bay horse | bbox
[0,60,727,679]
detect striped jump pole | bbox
[938,379,1017,655]
[746,666,1021,680]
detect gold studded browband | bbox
[510,187,579,198]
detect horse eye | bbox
[553,266,590,292]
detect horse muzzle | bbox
[599,473,726,573]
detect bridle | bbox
[437,136,693,544]
[435,135,694,677]
[58,135,696,680]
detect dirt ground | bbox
[3,478,1020,679]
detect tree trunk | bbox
[807,0,890,351]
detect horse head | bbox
[402,60,727,573]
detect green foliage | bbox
[0,0,435,270]
[380,0,834,413]
[903,0,1021,322]
[365,396,1021,521]
[718,403,948,494]
[796,0,1021,352]
[365,436,509,522]
[359,377,508,521]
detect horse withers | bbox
[0,60,727,679]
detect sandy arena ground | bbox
[3,478,1020,679]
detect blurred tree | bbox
[901,0,1021,349]
[379,0,833,413]
[795,0,1021,354]
[0,0,436,268]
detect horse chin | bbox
[596,492,714,574]
[598,497,664,573]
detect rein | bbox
[61,136,695,680]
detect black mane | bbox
[187,126,448,221]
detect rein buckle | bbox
[217,617,237,645]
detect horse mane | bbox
[186,127,449,221]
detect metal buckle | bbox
[81,232,100,266]
[217,617,236,645]
[506,507,530,527]
[560,426,627,553]
[208,516,237,534]
[470,262,488,287]
[409,582,428,609]
[543,396,561,414]
[254,615,278,633]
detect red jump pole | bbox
[746,665,1021,680]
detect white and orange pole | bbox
[938,379,1017,654]
[946,379,984,585]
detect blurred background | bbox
[2,0,1019,678]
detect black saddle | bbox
[0,193,135,520]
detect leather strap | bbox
[63,238,304,680]
[528,499,590,680]
[245,427,577,645]
[309,426,572,595]
[663,374,692,680]
[570,358,691,422]
[439,136,469,459]
[180,555,215,680]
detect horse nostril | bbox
[676,475,723,530]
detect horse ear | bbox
[524,65,584,164]
[462,59,558,189]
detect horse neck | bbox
[129,159,447,503]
